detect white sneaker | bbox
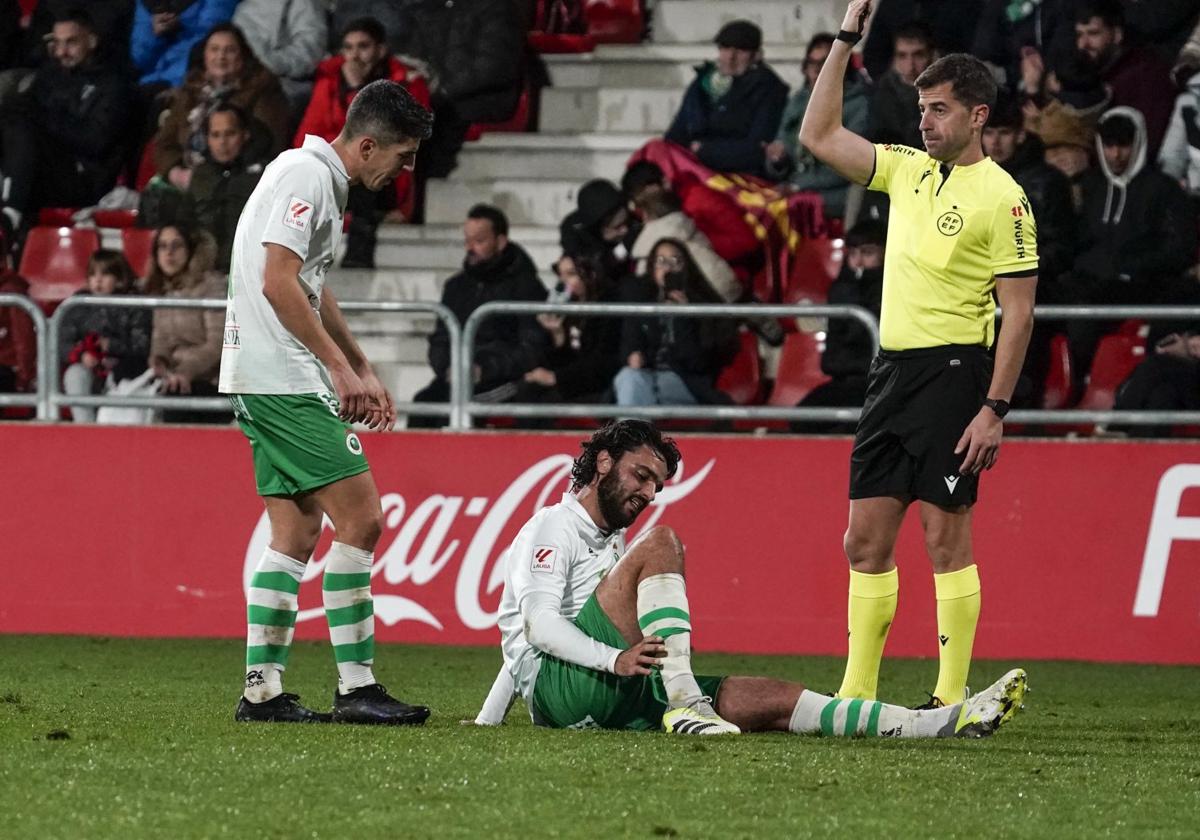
[662,697,740,735]
[950,668,1028,738]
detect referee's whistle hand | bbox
[955,409,1003,475]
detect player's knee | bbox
[346,508,384,550]
[843,527,890,572]
[640,525,685,569]
[923,531,967,571]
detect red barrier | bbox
[3,427,1198,664]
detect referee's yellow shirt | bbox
[867,143,1039,351]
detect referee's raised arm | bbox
[799,0,876,186]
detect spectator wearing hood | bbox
[764,32,870,218]
[411,204,547,427]
[559,179,636,279]
[1062,108,1198,377]
[794,220,886,432]
[664,20,789,179]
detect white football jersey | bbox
[219,135,349,394]
[497,493,627,703]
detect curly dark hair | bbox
[570,420,681,491]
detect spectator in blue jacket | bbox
[130,0,238,89]
[664,20,789,179]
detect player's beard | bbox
[596,470,646,531]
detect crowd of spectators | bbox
[1,0,1199,434]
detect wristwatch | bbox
[983,398,1010,419]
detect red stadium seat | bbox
[782,236,839,304]
[37,208,78,227]
[122,228,156,278]
[134,140,157,191]
[93,209,140,229]
[1041,333,1073,410]
[465,82,536,141]
[19,226,100,307]
[528,32,596,53]
[716,330,763,405]
[768,330,831,407]
[1078,334,1145,412]
[584,0,645,43]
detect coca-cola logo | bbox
[243,454,716,630]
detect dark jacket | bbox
[822,266,883,379]
[1074,107,1197,291]
[619,275,740,404]
[130,0,239,87]
[971,0,1077,91]
[57,290,153,382]
[22,56,133,198]
[999,134,1076,287]
[1102,45,1176,158]
[23,0,135,71]
[536,288,624,400]
[427,242,547,387]
[869,69,922,148]
[665,61,789,177]
[378,0,525,123]
[862,0,984,81]
[187,157,264,272]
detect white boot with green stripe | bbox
[638,573,740,735]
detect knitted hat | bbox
[714,20,762,52]
[574,179,625,228]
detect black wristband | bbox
[836,29,862,45]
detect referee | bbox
[800,0,1038,708]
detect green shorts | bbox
[531,593,725,731]
[229,392,369,497]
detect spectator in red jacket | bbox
[295,16,431,268]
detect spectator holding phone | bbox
[614,238,739,407]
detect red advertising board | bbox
[2,426,1198,664]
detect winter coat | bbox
[869,69,922,148]
[861,0,983,82]
[1074,107,1198,290]
[187,157,264,272]
[1101,45,1176,158]
[20,56,134,199]
[535,287,624,400]
[231,0,325,83]
[631,213,740,302]
[0,272,37,391]
[765,75,871,217]
[148,233,224,386]
[57,290,153,382]
[154,62,290,176]
[380,0,525,123]
[822,266,883,379]
[294,55,431,145]
[618,275,740,404]
[426,243,547,387]
[130,0,239,88]
[666,61,790,178]
[1158,72,1200,195]
[971,0,1077,91]
[998,133,1076,285]
[23,0,135,71]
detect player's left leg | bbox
[595,526,738,732]
[919,501,980,706]
[311,470,429,725]
[714,668,1026,738]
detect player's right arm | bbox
[798,0,876,186]
[261,244,372,423]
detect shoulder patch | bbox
[283,196,313,232]
[531,545,557,574]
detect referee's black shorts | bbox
[849,344,992,507]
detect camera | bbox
[663,271,686,294]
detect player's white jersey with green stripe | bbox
[219,135,349,394]
[497,493,627,702]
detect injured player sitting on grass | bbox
[473,419,1029,736]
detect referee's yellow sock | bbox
[931,565,981,705]
[836,568,898,701]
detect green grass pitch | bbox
[1,636,1197,838]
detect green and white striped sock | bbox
[789,691,958,738]
[323,541,376,695]
[637,573,703,708]
[244,548,305,703]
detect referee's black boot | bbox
[332,684,430,725]
[235,692,331,723]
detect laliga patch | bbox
[531,545,557,574]
[283,197,313,231]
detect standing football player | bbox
[220,81,434,724]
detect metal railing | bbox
[456,301,880,430]
[0,293,49,419]
[45,297,462,423]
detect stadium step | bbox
[425,177,585,228]
[375,223,562,272]
[454,132,653,179]
[328,265,554,303]
[539,87,687,134]
[542,43,808,91]
[650,0,843,47]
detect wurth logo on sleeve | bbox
[531,545,557,574]
[283,197,313,231]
